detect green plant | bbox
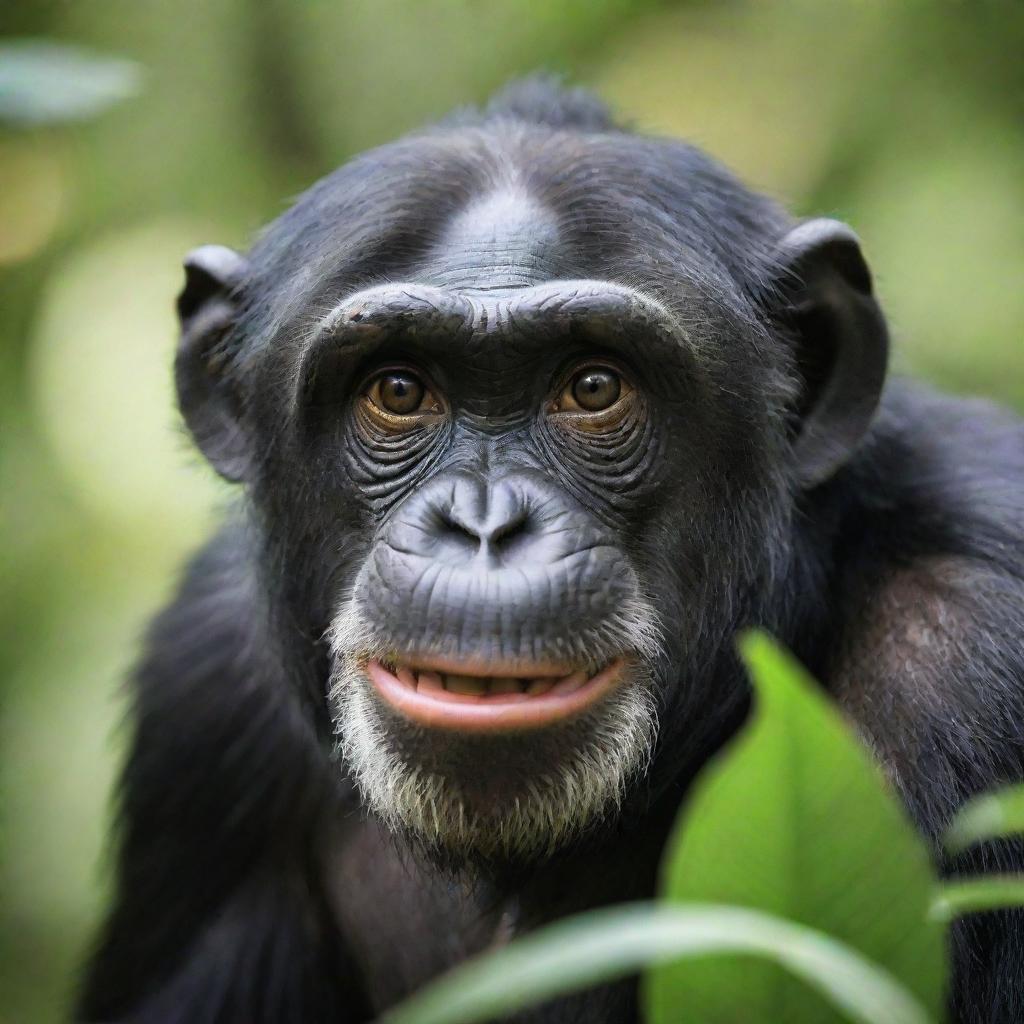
[0,39,141,126]
[380,633,1024,1024]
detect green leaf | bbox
[932,876,1024,923]
[0,40,142,126]
[380,903,932,1024]
[647,630,945,1023]
[943,784,1024,856]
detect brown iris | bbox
[571,368,621,411]
[378,373,424,414]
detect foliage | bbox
[383,904,931,1024]
[0,40,141,125]
[648,632,943,1021]
[929,785,1024,922]
[944,785,1024,857]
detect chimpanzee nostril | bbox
[434,506,485,549]
[487,507,530,548]
[438,490,531,555]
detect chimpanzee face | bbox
[317,280,677,863]
[175,132,886,865]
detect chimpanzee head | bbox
[174,82,887,866]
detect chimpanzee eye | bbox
[364,371,439,417]
[552,365,630,416]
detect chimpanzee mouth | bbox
[364,656,626,732]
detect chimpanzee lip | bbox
[364,656,626,732]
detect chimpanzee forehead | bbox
[297,180,693,361]
[246,127,781,357]
[416,188,570,293]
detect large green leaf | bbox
[381,903,931,1024]
[647,631,945,1023]
[943,784,1024,856]
[0,40,142,126]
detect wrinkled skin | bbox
[78,80,1024,1024]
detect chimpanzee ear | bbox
[176,244,250,482]
[772,218,889,488]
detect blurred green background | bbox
[1,2,1021,1020]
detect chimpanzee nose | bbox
[365,470,634,659]
[385,472,578,569]
[430,476,533,563]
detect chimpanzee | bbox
[76,79,1024,1024]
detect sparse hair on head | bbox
[444,72,622,134]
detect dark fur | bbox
[77,79,1024,1023]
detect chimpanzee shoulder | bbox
[816,380,1024,817]
[828,379,1024,571]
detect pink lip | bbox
[364,658,626,732]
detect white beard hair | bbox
[325,600,661,862]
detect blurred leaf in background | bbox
[0,40,141,125]
[1,2,1021,1021]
